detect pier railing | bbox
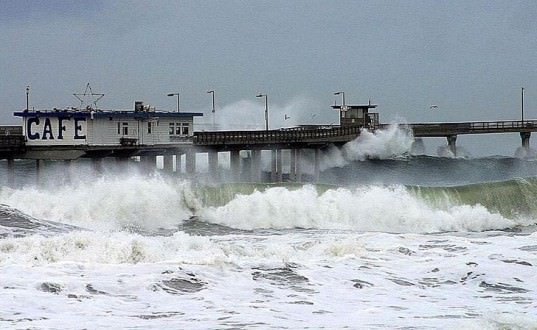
[193,125,363,145]
[406,120,537,137]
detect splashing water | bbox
[320,124,415,170]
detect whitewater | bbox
[1,127,537,329]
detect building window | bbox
[117,122,120,135]
[122,122,128,135]
[182,123,189,136]
[147,122,152,134]
[175,123,181,135]
[169,123,174,135]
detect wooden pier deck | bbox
[2,120,537,159]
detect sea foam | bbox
[202,184,515,233]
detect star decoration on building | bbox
[73,83,104,110]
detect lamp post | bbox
[167,92,180,112]
[25,85,30,111]
[256,93,269,131]
[207,90,215,128]
[334,91,346,126]
[521,87,525,125]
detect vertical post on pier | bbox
[163,155,174,173]
[250,149,261,182]
[230,150,240,182]
[208,150,219,181]
[64,160,73,184]
[140,156,156,174]
[36,159,45,185]
[276,149,283,182]
[176,153,183,174]
[7,159,15,188]
[521,132,531,152]
[314,148,320,182]
[270,149,277,182]
[185,149,196,175]
[296,149,303,182]
[93,158,104,175]
[116,157,129,172]
[447,135,457,157]
[290,149,297,181]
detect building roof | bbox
[331,104,378,110]
[14,109,204,119]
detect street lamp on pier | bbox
[334,91,346,126]
[167,92,180,112]
[521,87,525,125]
[256,93,269,131]
[207,90,215,128]
[25,85,30,111]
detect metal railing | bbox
[408,120,537,136]
[194,125,363,145]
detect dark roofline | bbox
[331,104,378,110]
[14,110,204,119]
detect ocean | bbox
[1,129,537,329]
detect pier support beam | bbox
[296,149,303,182]
[290,149,297,181]
[230,150,240,181]
[64,160,74,184]
[116,157,130,171]
[208,151,219,181]
[7,159,15,188]
[314,149,320,182]
[250,149,261,182]
[93,158,104,175]
[163,155,174,173]
[176,153,183,174]
[271,149,277,182]
[521,132,531,152]
[276,149,283,182]
[36,160,45,185]
[140,156,156,174]
[185,149,196,175]
[447,135,457,156]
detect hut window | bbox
[117,122,120,134]
[169,123,174,135]
[175,123,181,135]
[182,123,189,136]
[122,122,128,135]
[147,122,152,134]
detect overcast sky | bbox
[1,1,536,155]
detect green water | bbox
[193,178,537,220]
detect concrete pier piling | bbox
[447,135,457,156]
[521,132,531,151]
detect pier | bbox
[2,100,537,186]
[2,119,537,186]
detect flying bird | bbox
[429,105,439,110]
[284,114,291,120]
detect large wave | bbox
[0,175,199,232]
[1,173,536,234]
[200,184,522,233]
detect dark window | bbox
[169,123,174,135]
[182,123,189,136]
[175,123,181,135]
[122,122,128,135]
[148,122,152,134]
[117,122,120,135]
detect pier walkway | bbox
[2,119,537,158]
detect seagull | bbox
[284,114,291,120]
[429,105,439,110]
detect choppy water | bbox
[1,132,537,329]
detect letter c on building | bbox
[27,117,40,140]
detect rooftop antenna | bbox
[73,83,104,110]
